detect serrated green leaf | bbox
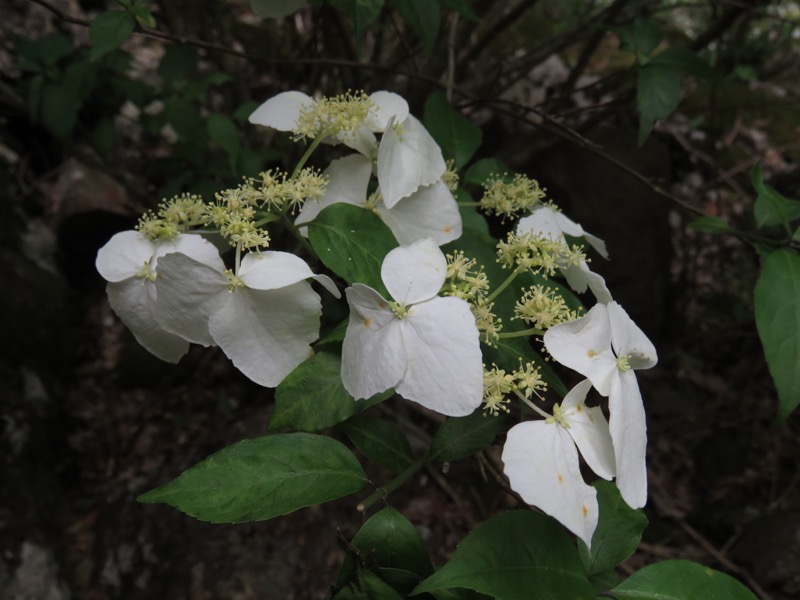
[463,158,510,186]
[270,351,388,431]
[430,410,504,462]
[341,415,413,471]
[754,249,800,421]
[751,163,800,230]
[138,433,368,522]
[389,0,440,52]
[637,64,680,145]
[412,511,596,599]
[645,47,713,79]
[331,0,384,36]
[609,560,758,599]
[307,203,399,297]
[250,0,308,18]
[578,481,648,576]
[89,11,135,61]
[688,216,732,234]
[424,92,482,169]
[352,507,434,577]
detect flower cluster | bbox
[482,362,547,415]
[442,251,501,345]
[480,173,546,219]
[514,283,581,330]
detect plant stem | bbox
[485,265,525,303]
[497,327,544,339]
[357,457,428,512]
[291,135,326,178]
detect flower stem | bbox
[279,213,316,256]
[514,389,551,419]
[357,457,427,512]
[291,135,326,179]
[485,265,525,303]
[497,327,544,339]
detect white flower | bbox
[517,207,612,303]
[341,238,482,416]
[295,154,461,246]
[543,302,657,508]
[502,379,616,549]
[95,231,224,363]
[154,250,339,387]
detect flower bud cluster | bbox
[480,173,546,219]
[514,284,582,331]
[294,91,373,141]
[442,160,459,193]
[496,231,585,277]
[482,361,547,415]
[206,185,270,250]
[251,168,328,214]
[443,251,501,345]
[136,193,207,241]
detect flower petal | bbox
[366,91,409,131]
[396,296,482,416]
[96,231,156,282]
[106,279,189,363]
[339,124,378,158]
[561,379,616,480]
[607,301,657,370]
[552,210,609,259]
[377,115,446,208]
[543,304,618,395]
[609,372,648,508]
[248,91,313,131]
[295,154,372,230]
[381,238,447,305]
[239,251,340,298]
[154,252,229,346]
[560,261,613,304]
[341,284,406,398]
[502,420,599,549]
[153,234,225,271]
[377,180,462,246]
[209,283,321,387]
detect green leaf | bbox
[40,82,80,140]
[207,112,241,169]
[352,507,433,577]
[307,203,399,297]
[138,433,368,522]
[15,33,73,71]
[341,415,413,471]
[688,216,732,234]
[637,64,681,145]
[334,570,406,599]
[412,511,596,598]
[250,0,308,18]
[89,11,135,61]
[751,164,800,230]
[270,351,388,431]
[424,92,482,169]
[754,249,800,421]
[645,47,713,79]
[388,0,440,52]
[430,410,505,462]
[578,481,648,576]
[331,0,385,36]
[608,560,758,599]
[616,17,662,58]
[463,158,509,186]
[158,45,197,83]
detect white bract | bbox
[341,238,482,416]
[295,154,461,246]
[543,302,657,508]
[154,250,339,387]
[517,206,612,303]
[502,379,615,548]
[95,231,223,363]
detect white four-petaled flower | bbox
[341,238,482,416]
[543,301,657,508]
[502,379,615,549]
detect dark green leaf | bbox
[754,249,800,421]
[250,0,308,18]
[389,0,440,52]
[331,0,385,36]
[457,197,489,235]
[270,351,388,431]
[412,511,596,599]
[89,11,135,61]
[334,570,406,599]
[637,64,681,145]
[40,82,80,140]
[342,415,413,471]
[138,433,368,522]
[608,560,758,599]
[308,203,399,297]
[208,112,241,169]
[752,163,800,229]
[424,92,482,169]
[430,410,504,462]
[688,216,732,234]
[645,47,713,79]
[158,45,197,83]
[463,158,510,186]
[352,507,433,577]
[16,33,73,71]
[615,17,662,58]
[578,481,648,576]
